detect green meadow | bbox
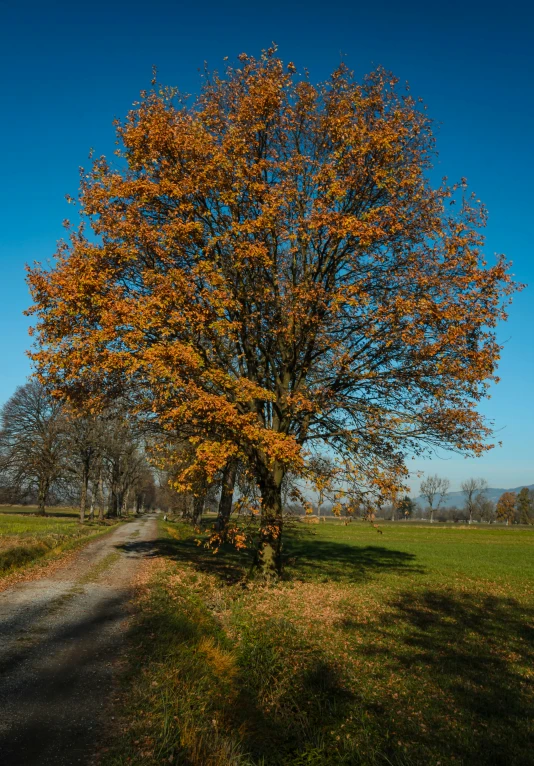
[104,519,534,766]
[0,512,112,577]
[0,504,79,517]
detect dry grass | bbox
[103,519,534,766]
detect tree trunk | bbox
[109,488,119,518]
[216,459,238,538]
[89,480,96,520]
[192,494,204,526]
[98,474,105,522]
[255,464,284,579]
[79,471,89,523]
[37,478,48,516]
[121,489,129,517]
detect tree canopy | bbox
[27,49,518,574]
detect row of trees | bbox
[414,474,533,524]
[495,489,534,525]
[24,50,518,575]
[0,381,156,519]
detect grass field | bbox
[0,513,115,577]
[104,519,534,766]
[0,504,79,517]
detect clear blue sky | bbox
[0,0,532,491]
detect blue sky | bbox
[0,0,532,492]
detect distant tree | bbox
[475,494,496,523]
[384,492,399,521]
[0,381,66,514]
[309,455,336,522]
[131,466,157,513]
[496,491,516,525]
[516,487,533,525]
[420,475,450,523]
[156,438,213,526]
[102,418,150,517]
[155,468,193,515]
[461,478,488,524]
[398,495,416,520]
[65,413,103,522]
[448,506,464,523]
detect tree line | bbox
[0,380,156,519]
[3,379,532,536]
[0,380,262,529]
[377,474,534,525]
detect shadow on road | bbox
[0,590,131,765]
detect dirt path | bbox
[0,513,158,765]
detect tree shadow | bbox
[340,588,534,765]
[111,526,534,765]
[0,588,135,766]
[121,525,425,586]
[0,509,78,519]
[230,618,359,764]
[117,590,358,766]
[115,533,249,583]
[283,534,425,582]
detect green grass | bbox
[0,504,79,517]
[104,520,534,766]
[0,513,116,577]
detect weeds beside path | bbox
[0,513,121,591]
[104,520,534,766]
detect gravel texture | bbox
[0,513,158,765]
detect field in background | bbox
[0,513,115,578]
[104,520,534,766]
[0,505,79,518]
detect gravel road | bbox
[0,513,158,765]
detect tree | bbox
[0,381,66,514]
[27,50,518,576]
[215,458,239,534]
[103,418,150,517]
[461,478,488,524]
[398,495,415,520]
[516,487,533,525]
[65,412,103,522]
[308,455,336,522]
[420,474,450,523]
[496,491,516,525]
[475,494,496,523]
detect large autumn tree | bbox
[28,49,517,575]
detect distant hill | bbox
[415,484,534,509]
